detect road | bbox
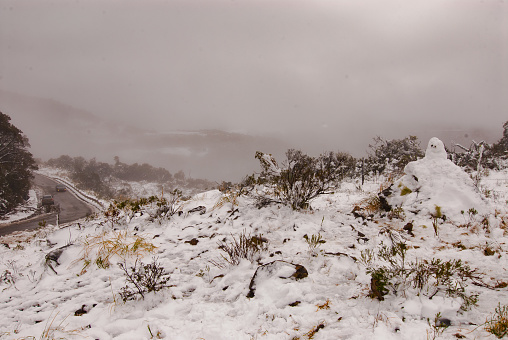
[0,174,93,236]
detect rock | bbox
[247,260,308,298]
[185,238,199,246]
[378,185,393,212]
[437,317,452,327]
[74,303,96,316]
[74,305,87,316]
[188,206,206,215]
[403,222,414,237]
[44,245,70,274]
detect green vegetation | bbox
[361,242,483,311]
[252,149,356,210]
[118,257,171,301]
[485,303,508,338]
[0,112,37,216]
[211,230,268,268]
[366,135,424,176]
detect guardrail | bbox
[41,174,105,211]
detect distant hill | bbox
[0,90,289,181]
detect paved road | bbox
[0,174,93,236]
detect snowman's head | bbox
[425,137,447,160]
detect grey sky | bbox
[1,0,507,179]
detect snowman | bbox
[385,137,490,222]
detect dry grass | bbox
[485,304,508,338]
[354,194,382,216]
[212,189,241,211]
[74,230,156,274]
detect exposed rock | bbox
[403,222,414,237]
[378,185,393,212]
[185,238,199,246]
[44,245,70,274]
[188,206,206,215]
[74,303,96,316]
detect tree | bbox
[0,112,38,215]
[491,120,508,157]
[174,170,185,182]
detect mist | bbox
[1,0,507,181]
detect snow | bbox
[0,144,507,339]
[0,190,38,225]
[425,137,448,160]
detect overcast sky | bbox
[1,0,507,158]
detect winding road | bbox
[0,174,93,236]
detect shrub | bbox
[365,135,424,176]
[361,242,483,310]
[485,303,508,338]
[304,233,325,256]
[103,203,122,228]
[254,149,356,210]
[118,257,171,301]
[451,120,508,172]
[152,189,184,223]
[0,270,16,288]
[211,230,268,268]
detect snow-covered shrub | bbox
[118,257,171,301]
[211,230,268,268]
[451,121,508,174]
[365,135,424,177]
[303,233,325,256]
[0,269,15,288]
[253,149,356,210]
[361,242,483,311]
[151,189,184,223]
[103,203,122,228]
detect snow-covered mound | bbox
[387,137,490,222]
[0,170,506,339]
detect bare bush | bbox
[211,230,268,268]
[119,257,171,301]
[254,149,356,210]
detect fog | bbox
[1,0,507,181]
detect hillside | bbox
[0,143,507,339]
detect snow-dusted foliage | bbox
[366,135,424,176]
[254,149,356,210]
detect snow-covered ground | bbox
[1,147,507,339]
[0,190,38,225]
